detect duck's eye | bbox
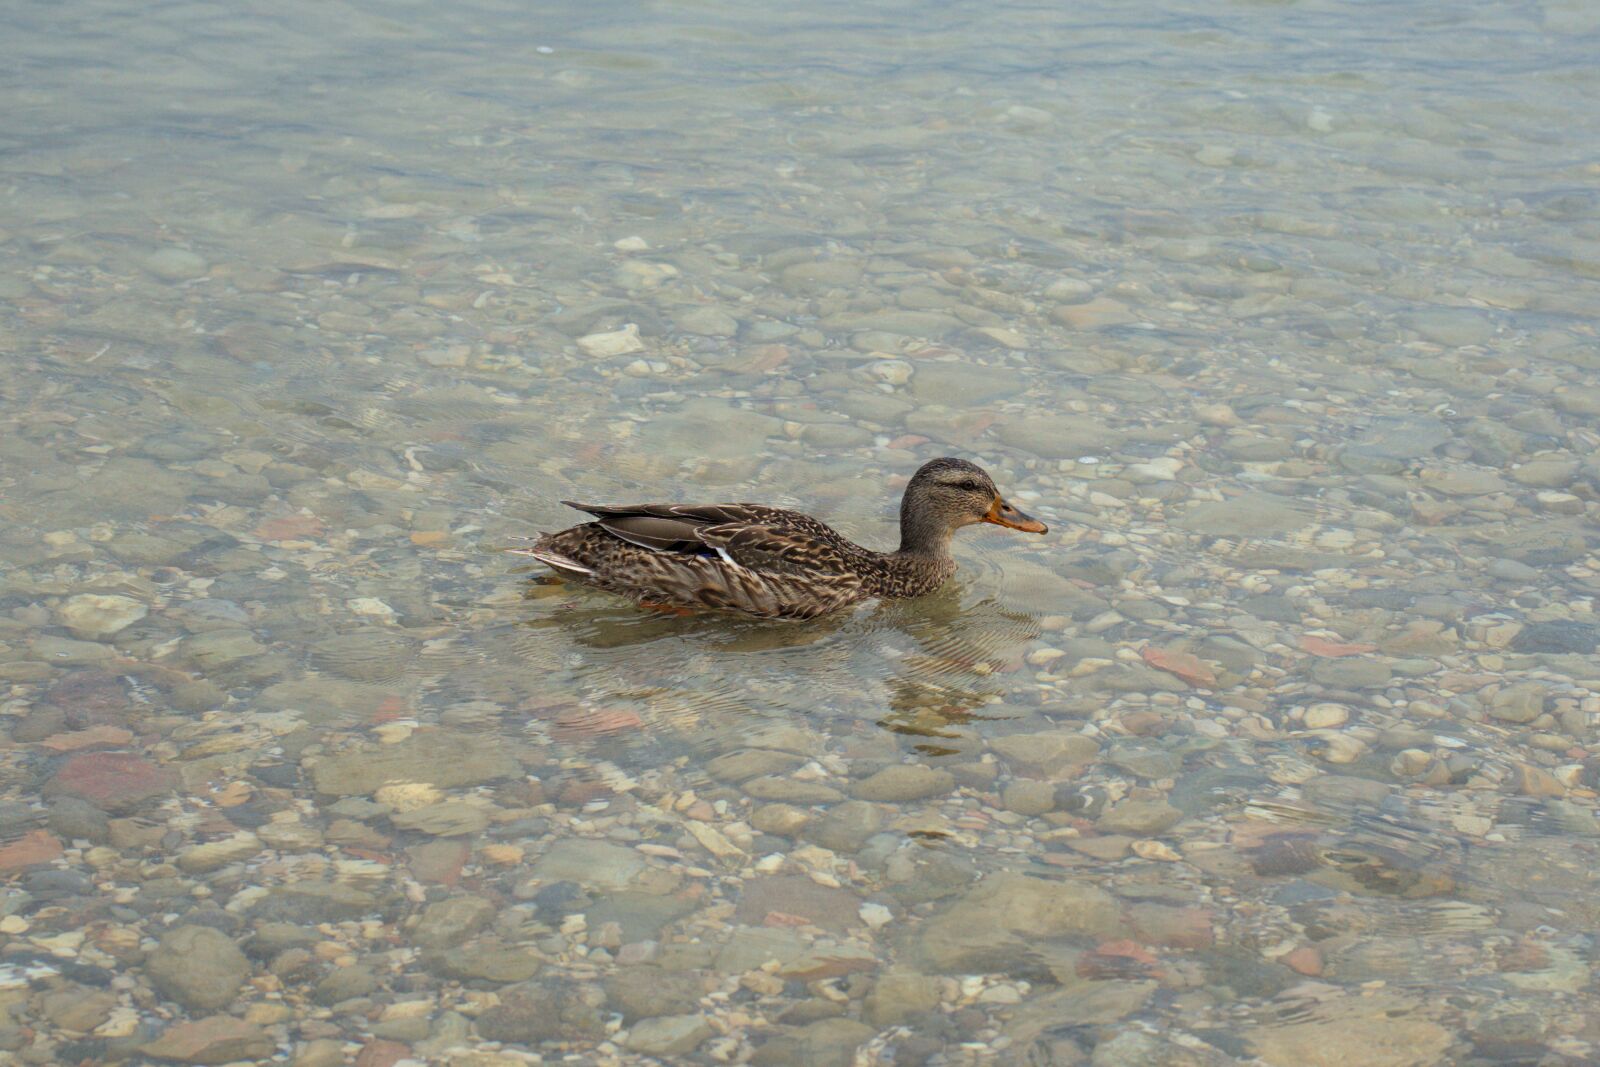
[956,479,983,492]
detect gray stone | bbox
[606,969,705,1022]
[309,734,519,796]
[1310,658,1393,689]
[144,247,209,282]
[57,594,147,640]
[533,839,645,890]
[735,875,859,933]
[140,1016,273,1065]
[910,363,1027,405]
[626,1014,715,1056]
[912,872,1125,974]
[412,896,495,949]
[989,732,1100,775]
[1488,683,1547,723]
[742,778,846,804]
[1002,780,1057,816]
[391,801,490,836]
[1242,994,1452,1067]
[426,941,543,984]
[673,306,739,337]
[146,926,250,1011]
[706,749,804,783]
[1096,797,1182,835]
[1512,457,1580,488]
[313,964,377,1005]
[476,983,606,1043]
[805,801,885,852]
[994,415,1112,459]
[752,1018,875,1067]
[47,797,110,844]
[851,765,955,802]
[1178,493,1313,536]
[865,971,941,1025]
[251,883,378,924]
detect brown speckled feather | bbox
[532,502,908,619]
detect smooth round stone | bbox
[1001,780,1057,816]
[144,247,209,281]
[673,306,739,337]
[1512,457,1580,488]
[1303,703,1351,730]
[852,765,955,803]
[57,594,147,640]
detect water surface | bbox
[3,0,1600,1064]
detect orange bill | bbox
[983,497,1048,534]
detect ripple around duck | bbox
[497,538,1049,762]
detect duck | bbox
[516,457,1047,620]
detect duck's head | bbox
[898,457,1046,554]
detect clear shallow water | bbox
[2,0,1599,1063]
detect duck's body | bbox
[520,458,1046,620]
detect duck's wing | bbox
[564,501,858,573]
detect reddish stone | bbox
[1299,635,1377,657]
[1077,939,1162,980]
[406,839,468,886]
[1140,645,1216,687]
[253,513,325,541]
[1282,945,1323,976]
[139,1016,273,1064]
[549,707,643,742]
[557,779,613,806]
[45,671,132,726]
[37,725,135,753]
[355,1039,410,1067]
[0,830,63,874]
[48,752,177,813]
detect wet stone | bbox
[850,764,955,802]
[736,875,860,932]
[251,882,379,923]
[625,1014,715,1056]
[1177,493,1313,536]
[426,941,542,984]
[1097,796,1182,834]
[605,969,705,1023]
[912,872,1124,974]
[989,732,1100,775]
[309,734,518,796]
[57,594,147,640]
[752,1018,876,1067]
[314,964,378,1005]
[910,363,1026,405]
[140,1016,274,1065]
[532,839,646,890]
[804,800,885,852]
[1309,658,1392,689]
[412,895,496,949]
[47,753,177,814]
[145,926,250,1011]
[47,796,110,843]
[1512,620,1598,654]
[475,982,607,1044]
[1002,780,1057,816]
[1489,683,1547,723]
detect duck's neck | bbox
[895,494,954,559]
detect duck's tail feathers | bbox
[511,546,594,575]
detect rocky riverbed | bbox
[3,0,1600,1064]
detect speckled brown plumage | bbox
[519,458,1047,620]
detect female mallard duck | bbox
[519,457,1046,619]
